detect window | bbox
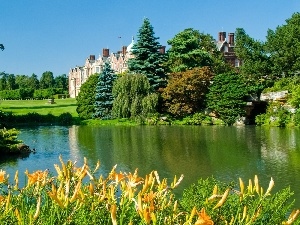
[235,59,240,67]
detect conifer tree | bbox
[93,62,117,119]
[128,18,166,91]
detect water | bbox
[1,125,300,207]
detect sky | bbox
[0,0,299,77]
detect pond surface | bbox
[1,125,300,207]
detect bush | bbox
[180,176,298,224]
[57,112,73,125]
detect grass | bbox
[0,99,78,117]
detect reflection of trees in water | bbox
[0,153,30,167]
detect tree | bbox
[54,74,68,90]
[0,44,4,51]
[0,72,8,90]
[112,74,158,119]
[40,71,54,89]
[76,73,99,120]
[206,72,248,125]
[266,12,300,77]
[28,73,40,90]
[166,28,213,73]
[128,18,166,91]
[234,28,272,95]
[162,67,213,117]
[6,74,16,90]
[15,75,29,89]
[93,62,117,119]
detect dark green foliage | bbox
[54,74,68,90]
[234,28,273,95]
[206,72,248,125]
[0,111,74,125]
[128,18,166,90]
[93,62,117,119]
[266,12,300,76]
[57,112,73,125]
[40,71,55,89]
[166,28,213,72]
[76,73,99,120]
[0,44,4,51]
[112,74,158,119]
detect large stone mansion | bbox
[69,32,239,98]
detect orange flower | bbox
[25,170,48,186]
[195,208,214,225]
[0,170,7,183]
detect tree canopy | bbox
[266,12,300,77]
[128,18,166,91]
[0,44,4,51]
[234,28,272,94]
[162,67,213,117]
[166,28,213,73]
[112,73,158,119]
[206,72,248,125]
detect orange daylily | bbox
[0,170,7,183]
[25,170,48,186]
[195,208,214,225]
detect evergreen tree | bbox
[76,73,99,120]
[93,62,117,119]
[128,18,166,91]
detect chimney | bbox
[218,32,226,42]
[228,33,234,46]
[159,46,166,54]
[89,55,95,61]
[103,48,109,57]
[122,46,127,55]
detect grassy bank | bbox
[0,99,78,117]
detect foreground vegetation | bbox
[0,156,299,224]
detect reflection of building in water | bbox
[68,125,81,162]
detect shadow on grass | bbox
[3,104,77,110]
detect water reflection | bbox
[1,125,300,207]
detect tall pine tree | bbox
[128,18,166,91]
[93,62,117,119]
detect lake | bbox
[1,125,300,207]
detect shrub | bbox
[57,112,73,125]
[180,176,299,224]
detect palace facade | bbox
[68,38,135,98]
[69,32,239,98]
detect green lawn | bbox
[0,99,78,117]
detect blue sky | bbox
[0,1,299,77]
